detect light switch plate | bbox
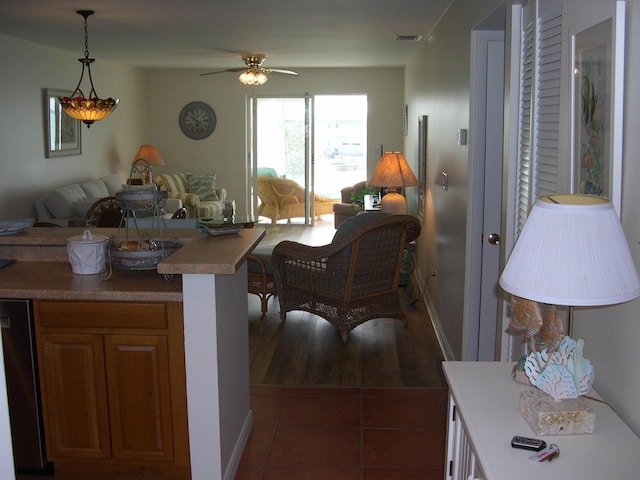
[458,129,468,145]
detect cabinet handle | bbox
[0,315,9,328]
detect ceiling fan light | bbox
[239,69,268,86]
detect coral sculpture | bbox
[524,336,594,401]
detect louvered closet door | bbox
[515,0,562,235]
[505,0,564,361]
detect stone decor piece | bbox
[520,389,596,435]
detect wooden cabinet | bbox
[34,300,190,479]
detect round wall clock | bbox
[178,101,217,139]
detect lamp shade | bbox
[131,145,165,166]
[499,194,640,306]
[368,151,418,188]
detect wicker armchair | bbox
[257,176,338,223]
[272,212,421,342]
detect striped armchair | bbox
[154,172,227,218]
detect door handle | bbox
[487,233,500,245]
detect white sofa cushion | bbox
[43,184,86,219]
[100,174,125,195]
[80,179,110,199]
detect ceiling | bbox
[0,0,453,71]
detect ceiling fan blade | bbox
[200,67,246,77]
[265,68,299,76]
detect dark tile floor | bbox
[234,385,448,480]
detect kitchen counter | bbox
[0,226,265,300]
[0,224,266,480]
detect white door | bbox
[463,30,505,361]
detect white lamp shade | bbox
[499,194,640,306]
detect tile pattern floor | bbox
[234,385,448,480]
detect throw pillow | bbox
[188,175,219,201]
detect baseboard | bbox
[415,270,455,361]
[223,410,254,480]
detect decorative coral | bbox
[524,336,594,401]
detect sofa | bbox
[332,180,368,228]
[154,172,227,219]
[256,176,338,224]
[35,174,182,226]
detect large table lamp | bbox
[368,151,418,214]
[500,194,640,335]
[499,194,640,435]
[131,145,165,184]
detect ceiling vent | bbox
[396,34,424,42]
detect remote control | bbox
[511,436,546,451]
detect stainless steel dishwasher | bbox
[0,299,50,474]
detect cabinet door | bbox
[39,333,111,459]
[104,334,174,462]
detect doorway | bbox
[249,95,367,225]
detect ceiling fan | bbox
[200,54,298,85]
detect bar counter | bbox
[0,225,266,480]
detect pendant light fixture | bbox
[59,10,119,127]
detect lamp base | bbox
[520,389,595,435]
[380,190,407,214]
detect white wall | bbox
[0,35,149,219]
[404,0,505,360]
[146,67,405,214]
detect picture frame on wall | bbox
[418,115,428,222]
[43,88,81,158]
[571,1,625,217]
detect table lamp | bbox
[499,194,640,435]
[368,151,418,214]
[131,145,165,185]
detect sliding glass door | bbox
[248,94,367,225]
[248,95,312,224]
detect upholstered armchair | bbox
[256,176,338,223]
[272,212,421,342]
[154,172,227,218]
[332,180,368,228]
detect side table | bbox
[443,361,640,480]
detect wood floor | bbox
[248,218,447,389]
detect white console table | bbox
[443,361,640,480]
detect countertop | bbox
[0,225,265,301]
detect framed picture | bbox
[417,115,428,222]
[43,88,81,158]
[571,1,625,216]
[364,193,381,211]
